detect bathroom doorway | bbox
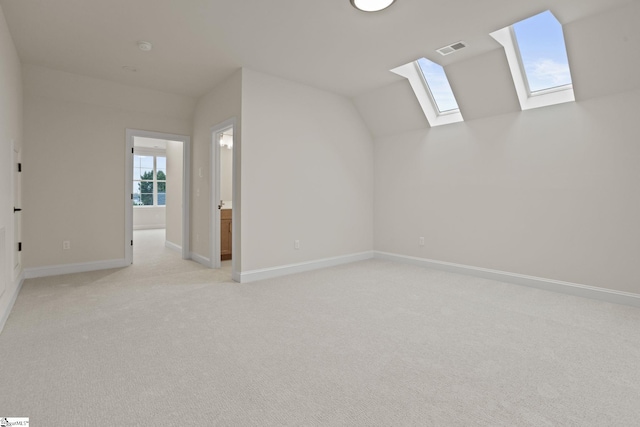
[210,119,237,279]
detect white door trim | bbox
[12,141,21,280]
[125,129,191,264]
[210,118,237,279]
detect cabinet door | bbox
[220,209,232,260]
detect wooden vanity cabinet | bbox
[221,209,232,260]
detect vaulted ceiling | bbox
[0,0,635,98]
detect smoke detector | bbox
[436,41,467,56]
[137,41,153,52]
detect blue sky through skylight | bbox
[513,10,572,93]
[417,58,459,112]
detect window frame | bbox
[391,59,464,127]
[133,148,167,208]
[490,11,575,111]
[416,58,461,115]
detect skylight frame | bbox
[416,58,460,115]
[490,10,575,111]
[391,59,464,127]
[512,26,574,97]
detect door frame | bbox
[209,118,238,278]
[125,129,191,264]
[12,141,21,280]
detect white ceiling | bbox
[1,0,634,99]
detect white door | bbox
[13,146,22,279]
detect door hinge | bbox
[17,163,22,172]
[131,194,133,200]
[18,242,22,252]
[132,148,134,154]
[131,240,133,246]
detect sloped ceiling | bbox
[0,0,635,99]
[356,1,640,137]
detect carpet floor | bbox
[1,230,639,426]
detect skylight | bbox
[391,59,463,127]
[417,58,460,113]
[490,10,575,110]
[513,10,572,93]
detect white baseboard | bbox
[374,251,640,308]
[240,251,375,283]
[24,258,130,279]
[133,225,166,230]
[165,240,182,253]
[0,270,25,335]
[190,252,210,267]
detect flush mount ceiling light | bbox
[350,0,396,12]
[137,41,153,52]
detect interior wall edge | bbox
[375,251,640,309]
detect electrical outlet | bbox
[63,240,71,250]
[419,237,425,246]
[294,240,300,250]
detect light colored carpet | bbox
[1,230,639,426]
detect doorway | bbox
[125,129,190,264]
[210,119,237,276]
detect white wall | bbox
[374,90,640,294]
[220,145,233,205]
[566,1,640,101]
[0,3,23,327]
[240,68,374,271]
[166,140,183,247]
[362,2,640,295]
[22,65,195,268]
[354,80,428,139]
[190,70,242,264]
[133,207,166,230]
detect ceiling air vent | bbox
[436,41,467,56]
